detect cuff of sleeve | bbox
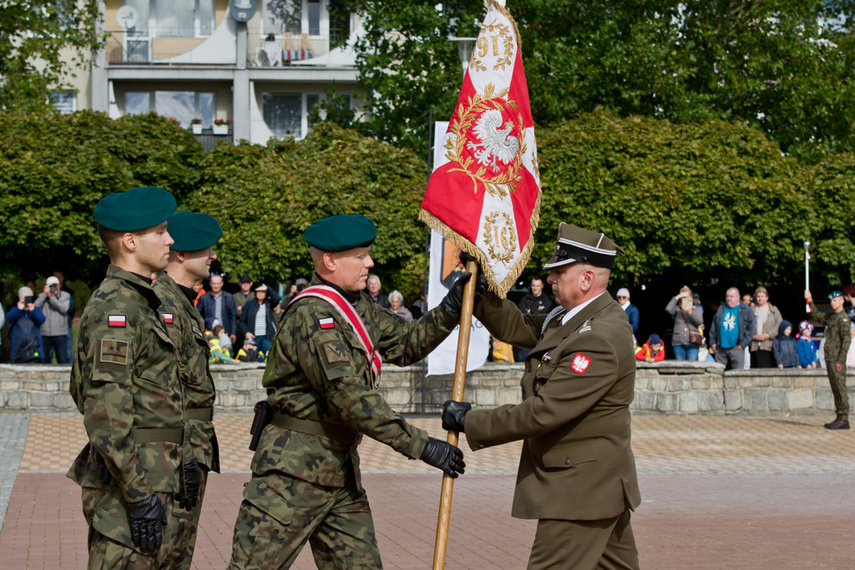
[401,426,430,460]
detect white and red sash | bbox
[287,285,382,386]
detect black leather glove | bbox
[442,400,472,433]
[459,250,478,267]
[440,272,487,320]
[127,494,166,554]
[420,437,466,478]
[177,459,203,510]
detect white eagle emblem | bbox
[467,109,520,172]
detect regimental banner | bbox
[420,0,541,298]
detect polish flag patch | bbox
[318,317,335,329]
[162,313,174,324]
[108,315,127,328]
[571,353,592,374]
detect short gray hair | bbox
[389,290,404,303]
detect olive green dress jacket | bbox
[466,291,641,521]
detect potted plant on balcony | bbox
[190,117,204,134]
[213,118,232,135]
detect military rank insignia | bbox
[571,353,591,374]
[162,313,174,324]
[318,317,335,329]
[100,339,129,365]
[107,315,126,327]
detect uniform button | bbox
[564,459,570,465]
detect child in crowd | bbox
[773,320,799,369]
[797,321,818,369]
[636,333,665,363]
[207,324,235,363]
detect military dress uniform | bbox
[444,224,641,570]
[229,215,463,569]
[809,294,851,424]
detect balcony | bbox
[104,27,351,67]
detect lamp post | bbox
[448,36,477,76]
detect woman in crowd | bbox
[749,286,783,368]
[388,290,413,322]
[665,285,704,361]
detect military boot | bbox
[824,418,850,430]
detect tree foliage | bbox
[0,111,204,280]
[0,0,103,112]
[332,0,484,154]
[341,0,855,163]
[533,109,818,290]
[187,122,429,300]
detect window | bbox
[306,94,320,129]
[125,91,215,127]
[123,0,215,38]
[308,0,320,35]
[50,90,77,114]
[263,93,302,137]
[264,0,302,35]
[264,0,324,36]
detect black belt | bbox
[271,412,357,445]
[133,427,184,444]
[185,408,214,421]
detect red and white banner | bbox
[420,0,541,298]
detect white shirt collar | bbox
[561,291,607,325]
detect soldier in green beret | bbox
[806,289,851,429]
[229,214,476,569]
[153,211,223,567]
[67,186,191,566]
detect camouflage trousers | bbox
[228,472,382,569]
[80,473,207,569]
[826,365,849,420]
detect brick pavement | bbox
[2,413,855,568]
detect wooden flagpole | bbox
[432,259,479,569]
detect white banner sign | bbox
[427,121,490,376]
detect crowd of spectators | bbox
[4,266,854,374]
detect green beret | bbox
[304,215,377,252]
[828,290,843,300]
[94,186,176,231]
[169,211,223,251]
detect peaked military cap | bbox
[304,214,377,252]
[543,223,625,270]
[94,186,176,232]
[168,211,223,252]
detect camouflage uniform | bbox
[154,271,220,568]
[809,301,851,420]
[229,277,457,569]
[68,265,190,567]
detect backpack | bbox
[13,317,40,363]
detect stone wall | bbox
[0,362,849,417]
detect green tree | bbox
[0,0,103,112]
[333,0,485,155]
[187,122,429,300]
[533,110,813,289]
[341,0,855,163]
[0,111,204,281]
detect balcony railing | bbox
[105,28,349,66]
[248,29,348,67]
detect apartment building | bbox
[67,0,361,144]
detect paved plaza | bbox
[1,413,855,568]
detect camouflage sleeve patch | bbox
[99,338,129,370]
[323,341,350,365]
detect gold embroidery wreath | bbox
[469,20,515,73]
[444,83,527,200]
[482,211,518,266]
